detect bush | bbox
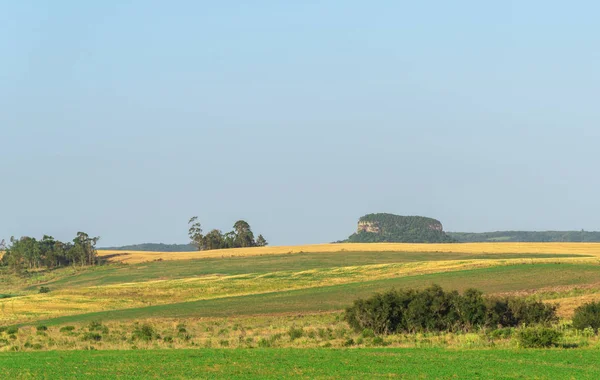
[572,302,600,333]
[508,298,557,325]
[6,327,18,335]
[343,338,355,347]
[39,287,50,294]
[517,327,562,348]
[288,327,304,341]
[132,324,156,341]
[88,321,108,333]
[488,327,514,340]
[258,338,271,348]
[60,326,75,333]
[345,285,558,335]
[82,332,102,342]
[372,336,387,346]
[361,329,375,338]
[36,325,48,332]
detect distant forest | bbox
[100,243,196,252]
[448,231,600,243]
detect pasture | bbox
[2,242,600,378]
[2,348,600,379]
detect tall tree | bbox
[233,220,255,247]
[204,229,225,250]
[188,216,204,250]
[72,232,100,266]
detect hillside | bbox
[449,231,600,242]
[346,213,455,243]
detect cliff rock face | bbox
[346,213,454,243]
[357,221,381,234]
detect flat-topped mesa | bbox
[347,213,454,243]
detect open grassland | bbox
[2,348,600,379]
[2,243,600,329]
[97,242,600,263]
[10,263,600,327]
[3,313,599,353]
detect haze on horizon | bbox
[1,1,599,247]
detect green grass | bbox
[29,263,600,326]
[33,251,586,290]
[1,348,599,379]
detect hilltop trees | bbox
[0,232,100,272]
[187,217,268,251]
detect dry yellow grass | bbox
[4,256,599,325]
[98,242,600,263]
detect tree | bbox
[204,229,225,250]
[188,217,204,250]
[72,232,100,266]
[187,217,267,251]
[233,220,255,247]
[256,234,268,247]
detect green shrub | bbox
[6,327,18,335]
[39,286,50,294]
[36,325,48,332]
[343,338,355,347]
[288,327,304,341]
[517,327,562,348]
[572,302,600,333]
[82,332,102,342]
[372,336,386,346]
[508,298,557,325]
[0,327,6,333]
[88,321,107,333]
[258,338,271,348]
[60,326,75,333]
[32,343,43,350]
[132,324,156,341]
[345,285,558,335]
[219,339,229,347]
[361,329,375,338]
[488,327,514,340]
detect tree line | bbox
[0,232,100,273]
[188,217,267,250]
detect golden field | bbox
[98,242,600,263]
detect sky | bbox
[1,1,599,246]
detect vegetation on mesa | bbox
[345,213,455,243]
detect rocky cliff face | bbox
[357,221,381,234]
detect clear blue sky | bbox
[1,1,599,246]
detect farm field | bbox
[2,241,600,380]
[1,348,600,379]
[2,243,600,327]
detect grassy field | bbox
[1,243,600,347]
[96,242,600,263]
[2,348,600,379]
[9,262,597,327]
[2,242,600,377]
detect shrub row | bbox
[345,285,557,335]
